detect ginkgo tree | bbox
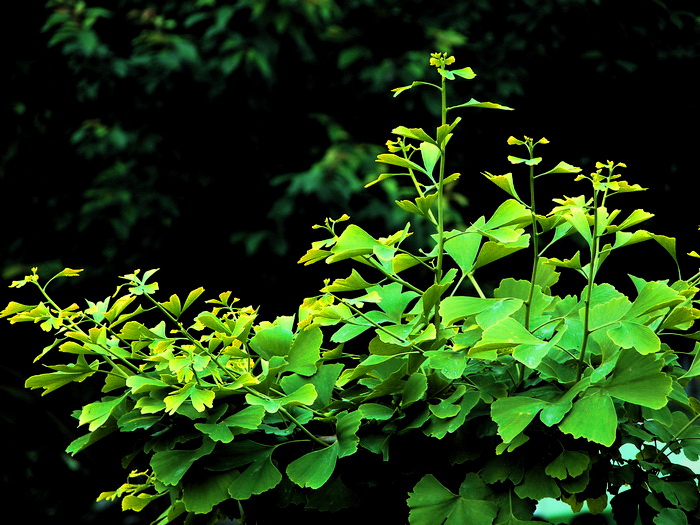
[4,53,700,525]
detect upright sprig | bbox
[374,52,513,327]
[543,159,677,380]
[569,161,643,379]
[484,137,582,385]
[502,137,583,331]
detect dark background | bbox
[1,1,698,522]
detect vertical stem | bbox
[435,74,448,287]
[521,141,538,387]
[525,150,538,332]
[576,190,601,382]
[433,73,448,330]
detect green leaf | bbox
[164,382,215,414]
[396,199,423,216]
[376,153,426,174]
[189,387,215,412]
[482,172,523,201]
[249,324,293,360]
[194,405,265,443]
[544,251,582,270]
[25,355,99,394]
[537,161,582,176]
[448,98,514,111]
[245,384,318,413]
[474,236,530,270]
[336,410,362,458]
[430,398,462,419]
[402,373,428,407]
[440,296,521,327]
[544,450,590,480]
[222,405,266,429]
[135,396,166,415]
[558,391,617,446]
[359,403,394,420]
[539,379,591,426]
[408,474,498,525]
[492,490,541,525]
[624,279,684,320]
[182,469,239,514]
[150,440,215,486]
[475,296,524,328]
[392,253,423,274]
[182,287,205,313]
[227,448,282,500]
[513,335,559,369]
[66,425,114,455]
[514,465,561,501]
[321,269,374,292]
[483,199,531,231]
[160,294,182,317]
[612,209,655,231]
[424,349,468,380]
[117,411,161,432]
[507,156,542,166]
[326,224,383,263]
[414,192,438,218]
[653,509,688,525]
[286,442,339,489]
[648,476,698,512]
[391,80,439,97]
[372,282,420,323]
[587,295,632,331]
[420,142,442,177]
[122,493,160,512]
[444,229,483,274]
[126,375,169,395]
[391,126,437,144]
[422,283,449,320]
[126,269,160,296]
[193,422,235,443]
[564,208,593,247]
[196,312,231,335]
[423,390,480,439]
[78,394,126,431]
[606,321,660,354]
[602,348,672,408]
[284,327,322,376]
[491,397,549,443]
[436,118,461,147]
[681,347,700,380]
[0,301,34,319]
[53,267,84,279]
[472,317,544,355]
[451,66,476,79]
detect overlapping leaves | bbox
[4,54,700,525]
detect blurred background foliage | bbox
[1,0,698,522]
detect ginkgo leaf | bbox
[286,442,339,489]
[392,126,437,144]
[491,396,549,443]
[408,474,498,525]
[558,391,617,446]
[227,449,282,500]
[78,394,127,431]
[448,98,514,111]
[602,348,672,408]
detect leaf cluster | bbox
[4,53,700,524]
